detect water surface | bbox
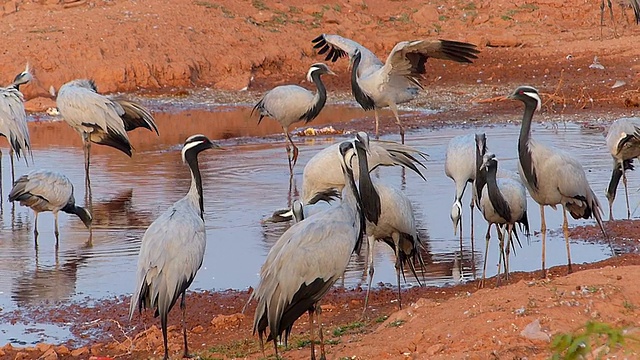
[0,106,623,345]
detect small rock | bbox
[210,313,245,330]
[38,347,58,360]
[71,347,89,357]
[35,343,52,353]
[320,303,335,312]
[487,36,523,47]
[55,346,70,356]
[520,319,550,342]
[426,343,445,355]
[412,5,440,24]
[14,352,30,360]
[191,325,204,334]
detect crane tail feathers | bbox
[113,98,159,135]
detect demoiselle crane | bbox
[0,64,32,186]
[129,134,217,360]
[252,63,335,176]
[247,138,373,360]
[477,153,529,287]
[8,170,92,246]
[301,133,426,206]
[312,34,479,143]
[55,79,159,190]
[353,132,425,312]
[445,133,480,252]
[509,85,607,276]
[605,117,640,220]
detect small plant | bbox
[623,300,636,311]
[208,339,259,358]
[194,0,218,9]
[388,319,406,327]
[296,339,311,348]
[333,321,365,336]
[252,0,268,10]
[374,315,389,323]
[333,4,342,12]
[550,321,630,360]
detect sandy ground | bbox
[1,0,640,359]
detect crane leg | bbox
[479,224,491,289]
[389,104,405,144]
[180,292,191,358]
[562,205,573,274]
[496,226,504,287]
[608,0,618,37]
[309,308,316,360]
[362,235,376,317]
[54,212,60,246]
[317,305,326,360]
[9,148,15,183]
[284,130,299,176]
[469,193,476,266]
[393,233,402,310]
[33,211,39,246]
[505,224,513,280]
[623,169,631,219]
[374,109,381,140]
[83,135,91,187]
[540,205,547,278]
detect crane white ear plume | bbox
[523,91,542,112]
[306,65,321,82]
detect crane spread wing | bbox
[382,39,479,82]
[110,97,159,134]
[312,34,383,67]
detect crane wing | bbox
[381,39,479,82]
[129,199,206,320]
[312,34,383,67]
[0,87,30,158]
[9,171,73,208]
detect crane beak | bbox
[327,69,337,76]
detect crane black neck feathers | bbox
[182,135,215,219]
[350,51,375,111]
[299,67,328,123]
[517,94,539,191]
[484,158,512,223]
[474,133,487,203]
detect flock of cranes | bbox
[0,29,637,360]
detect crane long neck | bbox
[356,145,381,226]
[486,165,512,223]
[606,162,624,203]
[186,156,205,219]
[474,145,487,204]
[303,71,328,122]
[351,54,375,111]
[518,101,538,190]
[341,158,365,254]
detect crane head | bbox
[507,85,541,112]
[181,134,219,164]
[451,200,462,236]
[480,153,497,172]
[306,63,336,82]
[11,63,32,89]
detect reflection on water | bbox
[0,105,622,345]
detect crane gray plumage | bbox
[56,79,159,189]
[605,117,640,220]
[0,64,33,185]
[302,134,427,206]
[8,170,92,245]
[129,134,216,360]
[510,85,607,276]
[312,34,479,143]
[248,139,372,360]
[252,63,335,175]
[477,153,529,287]
[445,133,480,249]
[599,0,640,38]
